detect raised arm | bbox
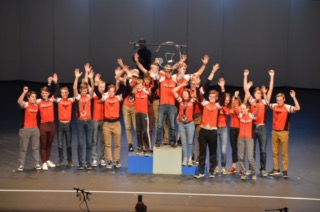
[192,55,210,76]
[83,63,92,83]
[73,68,82,97]
[244,81,253,102]
[94,73,103,99]
[134,53,149,74]
[51,73,60,99]
[290,90,301,112]
[243,69,251,102]
[217,78,226,105]
[17,86,29,107]
[266,69,275,102]
[87,70,94,97]
[172,82,188,99]
[172,54,187,70]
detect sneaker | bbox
[194,173,205,178]
[221,168,228,175]
[246,170,252,176]
[268,169,281,176]
[17,165,24,172]
[78,163,84,170]
[100,159,106,166]
[68,161,74,167]
[213,167,220,175]
[241,175,247,180]
[47,160,56,168]
[128,144,134,152]
[115,161,122,169]
[283,171,288,179]
[144,152,151,157]
[209,173,215,178]
[137,151,145,156]
[155,143,161,147]
[261,170,268,177]
[227,167,237,174]
[106,161,113,169]
[92,160,97,167]
[170,143,177,148]
[35,164,41,171]
[251,174,257,180]
[177,139,182,146]
[182,158,187,166]
[42,163,48,170]
[56,159,63,167]
[187,158,193,167]
[86,164,93,170]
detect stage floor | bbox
[0,82,319,211]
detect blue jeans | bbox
[57,121,72,162]
[77,120,93,165]
[92,120,105,161]
[156,104,176,145]
[253,125,267,171]
[179,121,195,159]
[217,127,228,167]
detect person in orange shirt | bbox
[94,71,131,169]
[37,74,58,170]
[194,68,225,178]
[55,84,74,168]
[73,65,94,170]
[117,58,139,152]
[243,69,275,177]
[17,86,41,171]
[268,91,300,178]
[238,103,257,180]
[134,54,169,145]
[91,79,107,167]
[173,82,196,166]
[216,92,231,175]
[226,91,241,174]
[128,78,158,156]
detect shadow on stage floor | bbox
[0,81,319,211]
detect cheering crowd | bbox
[16,47,300,180]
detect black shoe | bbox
[170,143,177,148]
[283,171,288,178]
[128,144,134,152]
[177,139,182,146]
[78,163,84,170]
[68,161,74,167]
[56,159,63,167]
[268,169,281,176]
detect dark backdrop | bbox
[1,0,319,88]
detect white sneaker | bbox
[182,158,187,166]
[46,160,56,168]
[17,165,24,172]
[92,160,97,167]
[42,163,48,170]
[100,159,106,166]
[106,161,113,169]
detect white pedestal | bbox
[153,146,182,175]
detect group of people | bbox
[17,40,300,180]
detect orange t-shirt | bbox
[21,102,38,128]
[92,94,104,121]
[37,98,55,123]
[238,113,254,138]
[201,101,221,129]
[248,96,268,125]
[56,97,74,122]
[75,94,92,120]
[270,104,294,131]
